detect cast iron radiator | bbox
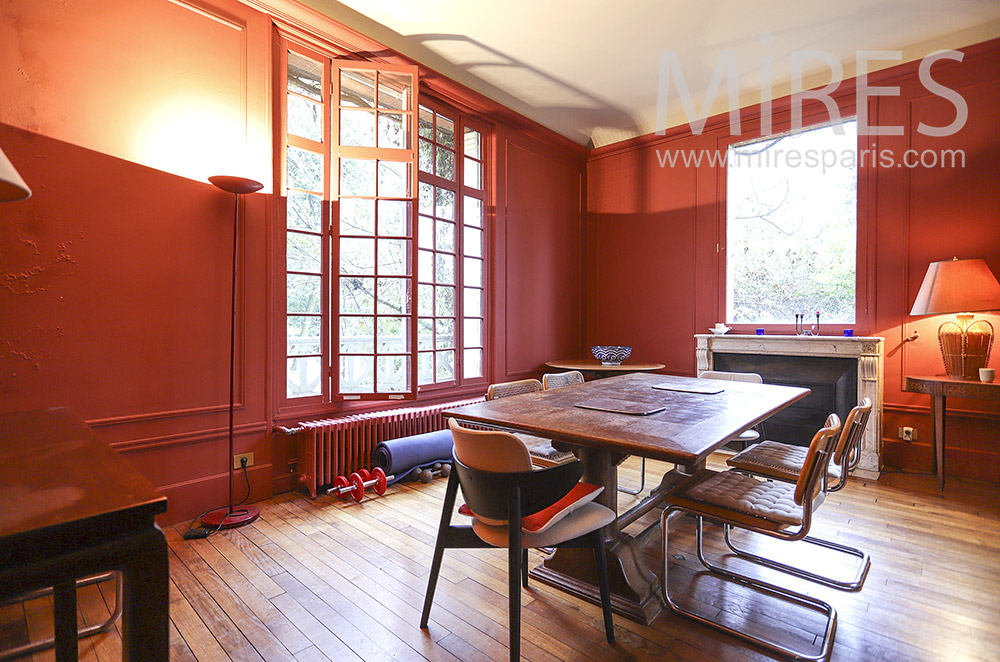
[288,397,484,498]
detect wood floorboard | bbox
[4,454,999,661]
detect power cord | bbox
[182,457,253,540]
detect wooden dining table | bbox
[443,372,810,624]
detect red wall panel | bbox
[584,41,1000,480]
[501,139,584,377]
[586,145,700,372]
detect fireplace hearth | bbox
[696,334,884,477]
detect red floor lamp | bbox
[202,175,264,529]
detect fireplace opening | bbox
[714,353,858,447]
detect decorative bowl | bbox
[591,345,632,366]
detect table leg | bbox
[931,394,946,491]
[120,527,170,662]
[53,580,78,662]
[530,446,662,624]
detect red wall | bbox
[0,0,586,523]
[585,41,1000,481]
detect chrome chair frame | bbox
[617,456,646,495]
[0,572,122,661]
[724,399,874,590]
[662,506,837,662]
[660,418,840,661]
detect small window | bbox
[725,120,858,325]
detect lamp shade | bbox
[0,145,31,202]
[909,258,1000,316]
[208,175,263,195]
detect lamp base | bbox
[201,505,260,529]
[938,314,994,380]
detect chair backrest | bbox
[833,398,873,470]
[794,413,841,505]
[449,418,532,472]
[699,370,763,384]
[448,419,583,524]
[542,371,585,390]
[487,379,542,401]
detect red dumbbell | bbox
[329,467,392,502]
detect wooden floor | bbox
[3,454,1000,662]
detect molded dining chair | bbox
[489,379,574,466]
[421,420,616,662]
[723,398,874,590]
[660,414,842,661]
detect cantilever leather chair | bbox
[660,414,842,661]
[723,398,874,590]
[421,419,615,662]
[728,397,873,492]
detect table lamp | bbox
[0,145,31,201]
[909,257,1000,379]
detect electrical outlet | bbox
[233,452,254,469]
[899,427,914,442]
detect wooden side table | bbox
[902,375,1000,491]
[545,359,665,379]
[0,408,169,661]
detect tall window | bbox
[283,43,418,401]
[417,104,486,387]
[281,42,487,403]
[725,120,858,325]
[335,67,416,397]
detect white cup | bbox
[980,368,995,383]
[714,323,727,330]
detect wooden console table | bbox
[902,375,1000,491]
[0,408,168,661]
[545,359,665,379]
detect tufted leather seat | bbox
[728,440,843,484]
[720,400,875,594]
[659,414,842,661]
[727,398,872,493]
[683,469,826,526]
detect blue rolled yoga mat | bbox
[372,428,454,485]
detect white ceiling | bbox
[301,1,1000,147]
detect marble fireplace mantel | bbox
[695,334,884,477]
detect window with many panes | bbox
[417,103,486,387]
[282,41,487,403]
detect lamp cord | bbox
[182,457,253,539]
